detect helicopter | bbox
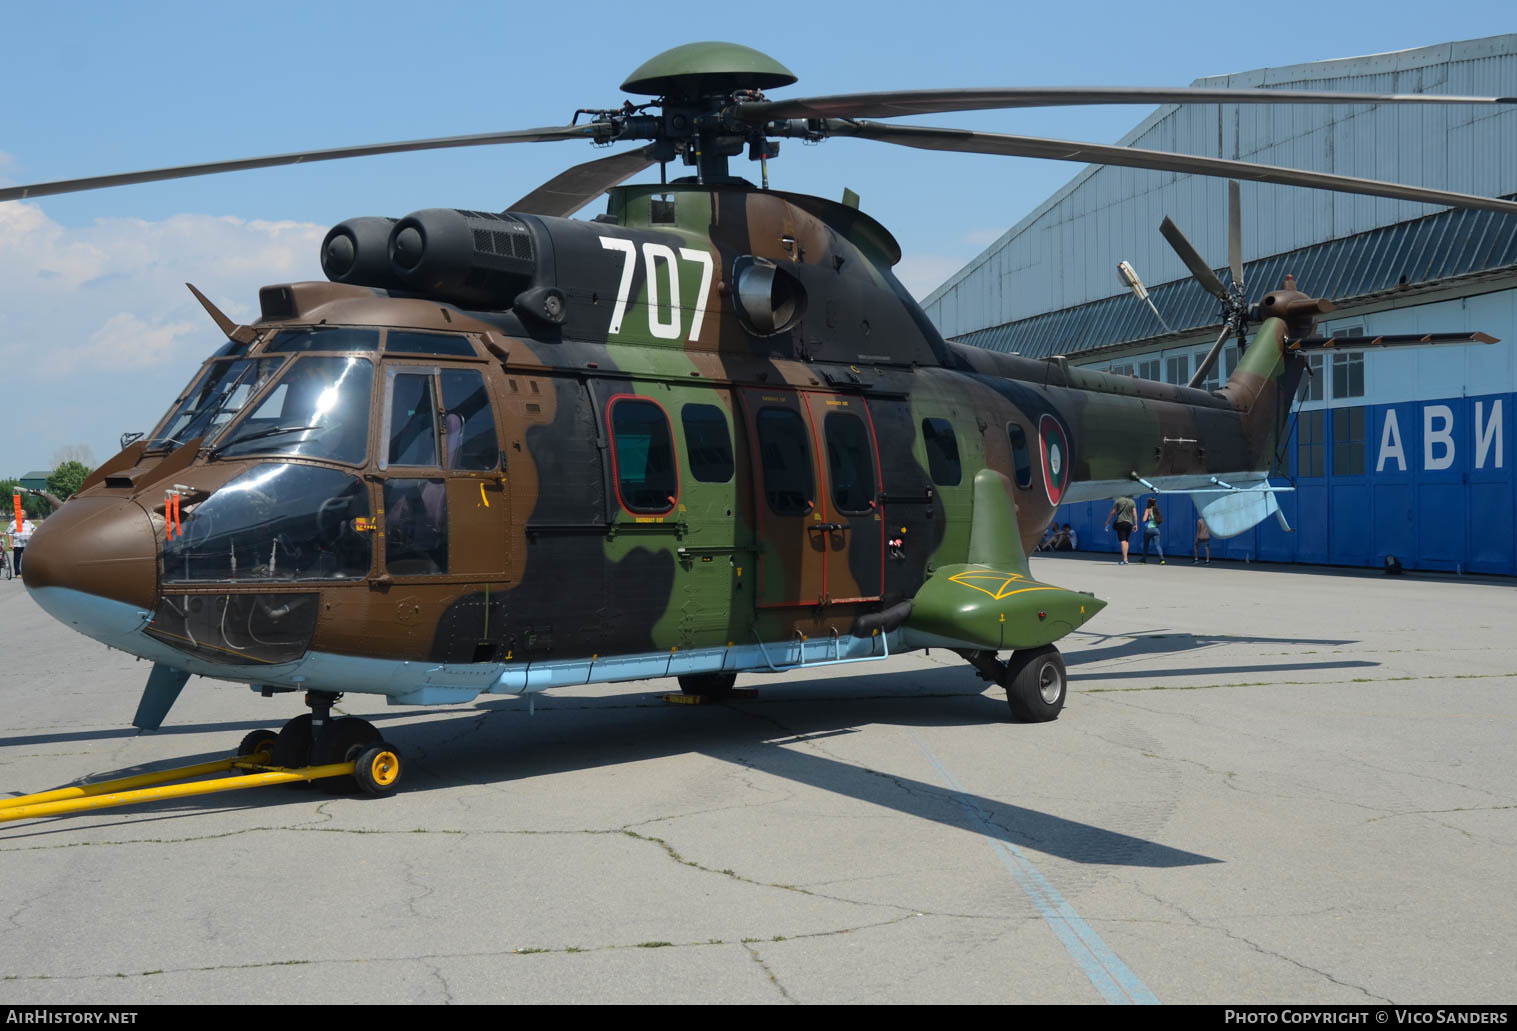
[7,41,1514,795]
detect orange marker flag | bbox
[13,493,21,534]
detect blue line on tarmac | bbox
[909,729,1160,1005]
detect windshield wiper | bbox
[208,425,322,459]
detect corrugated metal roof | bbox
[951,202,1517,359]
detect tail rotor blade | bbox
[1160,217,1228,302]
[1228,180,1243,291]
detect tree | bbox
[47,461,94,501]
[0,480,49,520]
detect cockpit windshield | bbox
[147,357,287,450]
[210,356,374,464]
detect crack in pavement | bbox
[1131,885,1392,1002]
[0,916,921,985]
[743,942,795,1003]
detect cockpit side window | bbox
[387,373,440,467]
[439,369,499,470]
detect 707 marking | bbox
[599,238,714,342]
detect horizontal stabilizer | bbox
[1195,479,1280,538]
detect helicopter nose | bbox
[23,497,159,615]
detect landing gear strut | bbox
[265,691,403,794]
[959,646,1068,723]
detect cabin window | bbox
[1332,406,1366,477]
[383,478,449,575]
[825,412,876,514]
[386,330,477,358]
[1007,423,1032,488]
[921,418,962,487]
[682,404,734,483]
[387,373,440,467]
[609,397,678,514]
[1297,410,1325,478]
[756,407,815,516]
[265,327,380,352]
[439,369,499,470]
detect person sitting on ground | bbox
[1062,523,1078,551]
[1036,524,1058,552]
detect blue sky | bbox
[1,0,1510,473]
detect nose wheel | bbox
[255,691,404,795]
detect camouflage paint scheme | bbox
[23,180,1310,700]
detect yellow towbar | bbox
[0,757,356,824]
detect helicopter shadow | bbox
[1060,627,1373,680]
[4,667,1219,867]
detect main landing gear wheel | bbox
[352,743,404,796]
[677,672,737,698]
[237,729,278,764]
[1003,645,1067,723]
[271,713,313,768]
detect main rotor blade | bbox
[735,86,1516,122]
[0,124,601,203]
[507,146,658,217]
[824,120,1517,216]
[1228,180,1243,291]
[1160,217,1229,301]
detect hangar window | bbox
[609,397,678,514]
[1332,351,1364,400]
[682,404,734,483]
[921,418,962,487]
[1297,410,1325,478]
[1137,358,1160,381]
[756,407,815,516]
[1165,355,1190,386]
[1298,354,1325,403]
[1007,423,1032,488]
[1333,406,1366,477]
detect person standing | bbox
[1105,494,1136,564]
[1139,498,1165,564]
[10,516,36,577]
[1194,515,1212,564]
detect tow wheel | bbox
[1003,645,1067,723]
[678,672,736,698]
[318,717,383,794]
[237,729,279,764]
[353,743,404,796]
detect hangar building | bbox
[923,35,1517,575]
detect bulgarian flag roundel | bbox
[1038,414,1071,506]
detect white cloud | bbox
[0,201,325,474]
